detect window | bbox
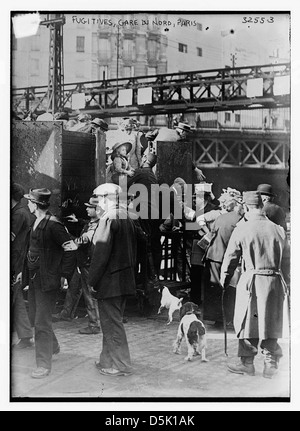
[99,38,110,59]
[197,47,203,57]
[197,23,202,31]
[178,43,188,53]
[123,39,134,60]
[148,39,157,61]
[225,112,231,122]
[235,114,241,123]
[76,36,85,52]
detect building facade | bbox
[11,12,290,130]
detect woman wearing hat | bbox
[110,142,135,186]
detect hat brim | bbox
[259,191,276,197]
[24,194,49,205]
[112,142,132,154]
[84,203,97,208]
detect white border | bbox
[2,0,299,412]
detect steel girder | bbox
[12,63,290,117]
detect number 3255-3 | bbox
[242,17,274,24]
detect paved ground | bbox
[10,300,290,402]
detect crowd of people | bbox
[11,119,290,382]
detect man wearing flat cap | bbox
[22,188,76,378]
[88,183,137,376]
[74,196,101,334]
[11,183,34,349]
[257,183,287,230]
[220,191,290,379]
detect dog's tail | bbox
[187,321,206,346]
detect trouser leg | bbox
[13,283,33,340]
[28,272,59,370]
[98,296,132,373]
[227,338,257,375]
[63,269,82,318]
[190,264,203,305]
[80,267,100,328]
[260,339,282,358]
[237,339,259,358]
[261,338,282,377]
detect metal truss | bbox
[193,129,289,169]
[12,63,290,117]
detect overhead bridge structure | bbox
[12,63,290,118]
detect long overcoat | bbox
[88,206,137,299]
[220,213,289,339]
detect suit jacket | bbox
[263,201,287,230]
[206,211,242,263]
[88,206,137,299]
[22,214,76,291]
[11,201,34,275]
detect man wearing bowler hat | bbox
[22,188,76,378]
[220,191,290,379]
[257,183,287,230]
[88,183,137,376]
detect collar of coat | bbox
[244,212,268,222]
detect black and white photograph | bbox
[3,1,299,411]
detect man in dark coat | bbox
[203,197,244,324]
[88,183,137,377]
[22,189,76,378]
[11,183,34,349]
[257,183,287,230]
[127,152,162,278]
[220,191,290,379]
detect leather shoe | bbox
[263,365,278,379]
[227,358,255,376]
[31,367,50,379]
[79,326,101,334]
[14,338,34,350]
[52,312,72,322]
[97,367,133,377]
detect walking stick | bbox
[221,288,228,356]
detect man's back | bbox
[88,206,137,298]
[206,211,242,263]
[263,201,287,230]
[226,213,287,272]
